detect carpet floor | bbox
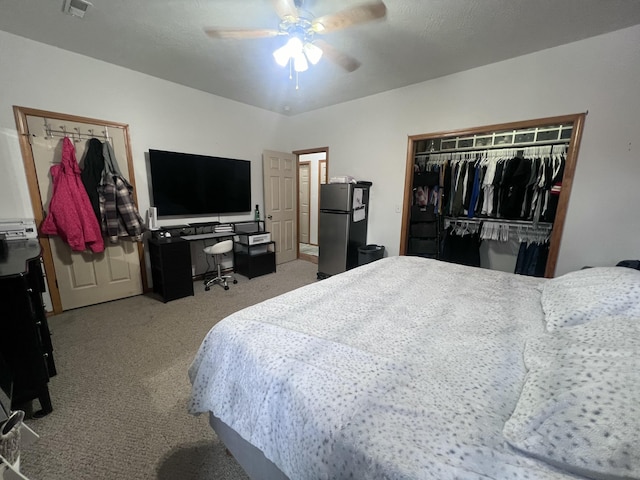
[19,259,318,480]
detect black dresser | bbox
[0,239,56,417]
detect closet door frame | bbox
[400,113,586,278]
[13,106,148,314]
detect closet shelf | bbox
[415,124,573,156]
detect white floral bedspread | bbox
[188,256,581,479]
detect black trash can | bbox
[358,244,385,266]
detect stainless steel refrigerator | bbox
[318,183,370,278]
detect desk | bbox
[148,222,275,302]
[182,232,237,282]
[148,231,236,302]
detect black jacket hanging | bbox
[542,156,565,223]
[80,138,105,224]
[500,156,531,219]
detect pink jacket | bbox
[41,137,105,253]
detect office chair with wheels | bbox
[203,240,237,291]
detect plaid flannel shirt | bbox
[99,173,145,242]
[98,141,145,242]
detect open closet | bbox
[400,113,586,277]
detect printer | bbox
[0,218,38,241]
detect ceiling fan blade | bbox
[314,39,361,73]
[271,0,299,22]
[204,28,280,39]
[312,0,386,33]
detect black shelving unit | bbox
[234,240,276,279]
[149,237,194,302]
[408,205,440,258]
[408,171,441,258]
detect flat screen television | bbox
[149,149,251,217]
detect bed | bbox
[188,256,640,480]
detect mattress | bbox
[189,256,640,480]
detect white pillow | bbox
[541,267,640,331]
[504,320,640,480]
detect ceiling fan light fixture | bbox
[303,42,323,65]
[293,51,309,72]
[273,36,306,68]
[208,0,386,81]
[273,44,292,67]
[286,36,304,55]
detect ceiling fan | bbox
[204,0,387,77]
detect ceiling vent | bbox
[63,0,92,18]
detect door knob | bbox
[267,215,273,219]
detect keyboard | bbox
[181,232,234,240]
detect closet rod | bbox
[416,138,569,156]
[444,217,553,227]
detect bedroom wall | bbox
[0,30,289,277]
[286,25,640,276]
[1,27,638,280]
[0,30,288,224]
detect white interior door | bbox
[263,150,297,264]
[26,115,143,310]
[299,162,310,245]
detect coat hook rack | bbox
[43,118,52,139]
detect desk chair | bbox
[203,240,237,291]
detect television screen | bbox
[149,149,251,217]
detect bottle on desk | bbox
[254,204,260,222]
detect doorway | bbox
[14,106,147,314]
[294,148,328,264]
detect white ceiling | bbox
[2,0,640,116]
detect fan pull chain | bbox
[286,56,300,89]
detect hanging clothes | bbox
[80,138,105,224]
[441,226,481,267]
[514,241,549,277]
[500,156,531,219]
[541,154,565,223]
[41,137,105,253]
[436,149,565,224]
[451,163,466,217]
[99,142,145,242]
[442,162,452,215]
